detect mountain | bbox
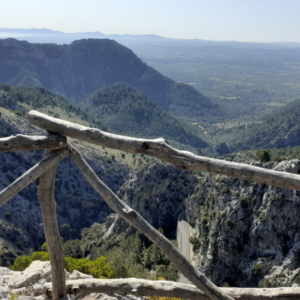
[0,83,101,127]
[0,84,132,264]
[0,28,168,45]
[2,84,300,288]
[0,38,213,119]
[1,28,300,49]
[79,82,208,148]
[226,99,300,152]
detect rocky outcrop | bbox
[186,159,300,287]
[116,162,197,237]
[0,261,145,300]
[81,159,300,288]
[0,109,130,264]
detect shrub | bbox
[189,236,201,251]
[227,218,236,229]
[30,251,49,261]
[201,216,208,226]
[64,256,112,279]
[10,256,32,271]
[8,292,19,300]
[252,263,262,277]
[41,241,48,252]
[11,252,112,279]
[256,149,271,162]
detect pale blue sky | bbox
[1,0,300,42]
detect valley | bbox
[1,32,300,296]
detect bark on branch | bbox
[45,278,300,300]
[68,144,234,300]
[0,148,68,207]
[28,110,300,191]
[0,134,66,153]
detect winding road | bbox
[177,212,192,284]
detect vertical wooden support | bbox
[36,148,67,300]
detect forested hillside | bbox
[0,38,213,119]
[0,84,208,151]
[217,99,300,152]
[79,82,208,149]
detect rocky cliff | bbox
[185,159,300,287]
[98,159,300,288]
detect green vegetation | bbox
[224,144,300,163]
[255,149,271,162]
[222,282,230,287]
[8,292,19,300]
[226,99,300,152]
[189,236,201,251]
[260,273,288,288]
[79,82,208,149]
[226,218,236,229]
[10,233,178,281]
[64,256,112,278]
[0,84,103,129]
[89,233,178,281]
[10,255,34,271]
[10,251,112,279]
[252,263,262,277]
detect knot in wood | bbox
[142,142,150,150]
[122,208,137,218]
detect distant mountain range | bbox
[0,38,213,119]
[2,33,300,154]
[1,28,300,48]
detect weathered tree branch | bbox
[0,148,68,207]
[45,278,207,299]
[45,278,300,300]
[0,134,66,153]
[28,110,300,191]
[36,147,67,300]
[68,144,234,300]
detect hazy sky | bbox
[1,0,300,43]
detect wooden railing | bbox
[0,110,300,300]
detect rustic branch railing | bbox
[0,110,299,300]
[44,278,300,300]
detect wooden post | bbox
[68,144,234,300]
[36,147,67,300]
[0,148,68,207]
[28,110,300,191]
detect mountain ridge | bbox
[1,28,300,48]
[0,38,213,119]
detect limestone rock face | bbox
[186,159,300,287]
[117,163,197,236]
